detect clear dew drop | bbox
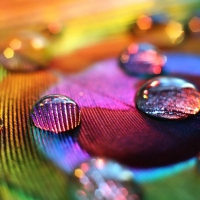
[136,76,200,120]
[73,158,142,200]
[31,95,81,133]
[119,43,166,77]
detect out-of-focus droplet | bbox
[136,15,152,30]
[136,77,200,120]
[0,52,40,72]
[31,95,81,133]
[165,21,184,43]
[188,16,200,33]
[119,43,166,78]
[74,158,143,200]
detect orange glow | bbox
[3,47,14,58]
[143,94,148,99]
[31,38,46,49]
[10,39,21,50]
[136,15,152,30]
[127,43,138,54]
[150,80,159,87]
[189,17,200,32]
[74,168,84,178]
[165,21,183,42]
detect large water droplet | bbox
[31,95,81,133]
[73,158,142,200]
[136,76,200,120]
[119,43,166,77]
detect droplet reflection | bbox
[74,158,143,200]
[119,43,165,78]
[31,95,81,133]
[136,77,200,120]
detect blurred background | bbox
[1,0,200,200]
[1,0,200,69]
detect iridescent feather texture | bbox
[136,77,200,119]
[31,94,81,133]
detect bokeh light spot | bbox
[10,39,21,50]
[3,47,14,59]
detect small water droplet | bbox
[119,43,166,77]
[136,76,200,120]
[31,95,81,133]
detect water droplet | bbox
[31,95,81,133]
[136,76,200,120]
[119,43,166,77]
[73,158,143,200]
[0,52,41,72]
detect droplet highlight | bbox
[119,43,166,77]
[136,77,200,120]
[31,95,81,133]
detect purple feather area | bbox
[33,56,200,168]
